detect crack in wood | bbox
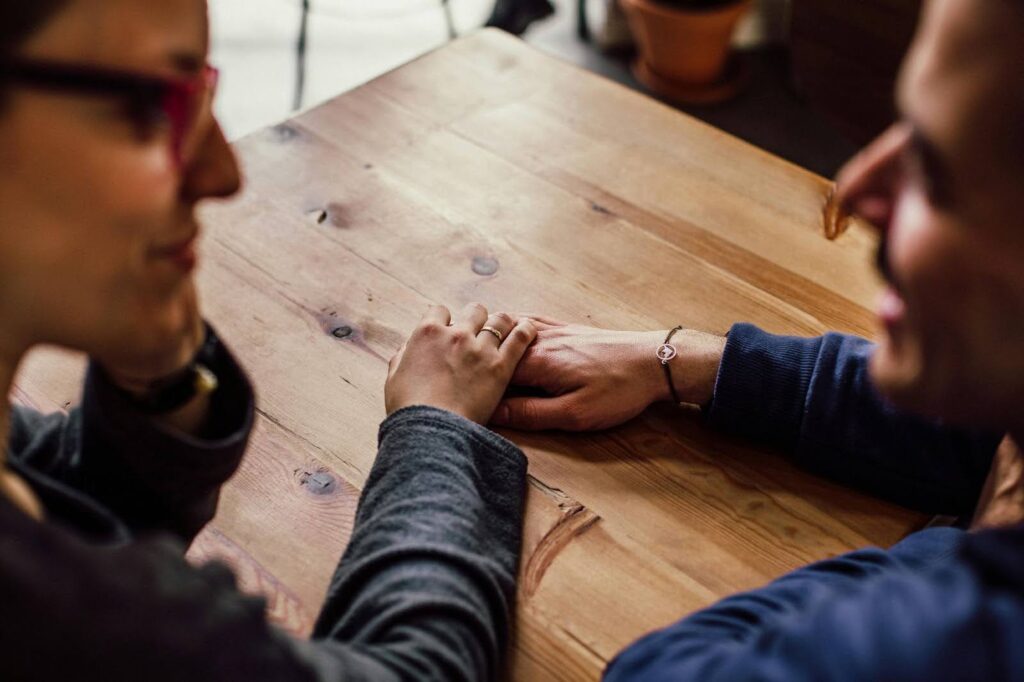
[188,527,313,636]
[254,407,365,483]
[558,622,608,665]
[215,235,389,364]
[523,476,601,598]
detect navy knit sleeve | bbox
[706,323,1000,515]
[605,526,1024,682]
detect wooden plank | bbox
[189,527,317,637]
[350,29,884,318]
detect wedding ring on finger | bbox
[479,312,516,345]
[480,326,504,343]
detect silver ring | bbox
[480,326,503,343]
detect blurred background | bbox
[209,0,920,177]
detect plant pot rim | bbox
[621,0,750,19]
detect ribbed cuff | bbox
[706,323,824,452]
[379,405,526,469]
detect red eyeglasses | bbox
[0,59,219,166]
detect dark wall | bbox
[790,0,922,146]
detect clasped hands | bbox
[92,291,1024,533]
[388,303,1024,533]
[385,303,725,432]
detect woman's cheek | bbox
[93,144,178,219]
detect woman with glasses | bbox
[0,2,535,679]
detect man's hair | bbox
[1,2,70,55]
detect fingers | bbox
[422,304,452,327]
[509,312,567,329]
[387,342,406,379]
[478,312,518,347]
[499,318,537,363]
[454,302,489,334]
[490,394,578,431]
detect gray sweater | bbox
[1,332,526,681]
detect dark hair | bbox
[1,2,70,55]
[0,2,70,103]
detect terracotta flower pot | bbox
[621,0,751,85]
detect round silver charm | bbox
[656,343,678,364]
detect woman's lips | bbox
[153,237,198,272]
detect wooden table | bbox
[13,29,926,681]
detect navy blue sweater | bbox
[605,323,1018,682]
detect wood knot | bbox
[306,208,328,224]
[321,202,353,229]
[271,124,299,142]
[471,256,499,276]
[299,470,338,495]
[331,326,354,339]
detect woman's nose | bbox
[180,119,242,203]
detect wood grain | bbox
[12,30,927,681]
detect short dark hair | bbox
[0,2,70,104]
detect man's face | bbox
[836,0,1024,428]
[0,0,240,365]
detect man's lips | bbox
[877,287,907,325]
[874,238,908,332]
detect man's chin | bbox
[868,342,929,412]
[869,341,988,426]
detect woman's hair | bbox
[0,2,70,103]
[1,2,70,56]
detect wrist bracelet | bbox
[657,326,684,404]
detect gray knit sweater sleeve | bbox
[1,403,525,682]
[300,405,528,682]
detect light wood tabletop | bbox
[13,29,926,681]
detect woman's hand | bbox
[386,303,538,425]
[490,317,726,432]
[971,435,1024,531]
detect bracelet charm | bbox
[657,343,678,364]
[660,326,684,404]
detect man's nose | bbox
[180,120,242,203]
[833,123,910,234]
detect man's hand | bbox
[971,435,1024,531]
[489,317,726,432]
[386,304,537,425]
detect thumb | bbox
[387,343,406,379]
[490,394,578,431]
